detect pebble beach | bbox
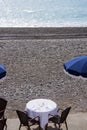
[0,27,87,118]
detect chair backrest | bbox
[0,98,7,119]
[0,118,7,130]
[16,110,29,126]
[0,98,7,111]
[60,107,71,123]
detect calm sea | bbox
[0,0,87,27]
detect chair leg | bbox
[19,124,21,130]
[28,126,30,130]
[39,124,41,130]
[65,121,68,130]
[54,123,58,129]
[4,123,7,130]
[45,123,48,130]
[58,123,61,130]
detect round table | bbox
[25,99,58,129]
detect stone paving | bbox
[7,112,87,130]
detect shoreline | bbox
[0,27,87,39]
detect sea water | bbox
[0,0,87,27]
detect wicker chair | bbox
[0,118,7,130]
[0,98,7,119]
[48,107,71,130]
[16,110,40,130]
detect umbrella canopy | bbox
[0,64,6,79]
[64,56,87,78]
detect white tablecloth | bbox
[25,99,58,129]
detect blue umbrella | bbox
[64,56,87,78]
[0,64,6,79]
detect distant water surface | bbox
[0,0,87,27]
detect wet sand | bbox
[0,27,87,118]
